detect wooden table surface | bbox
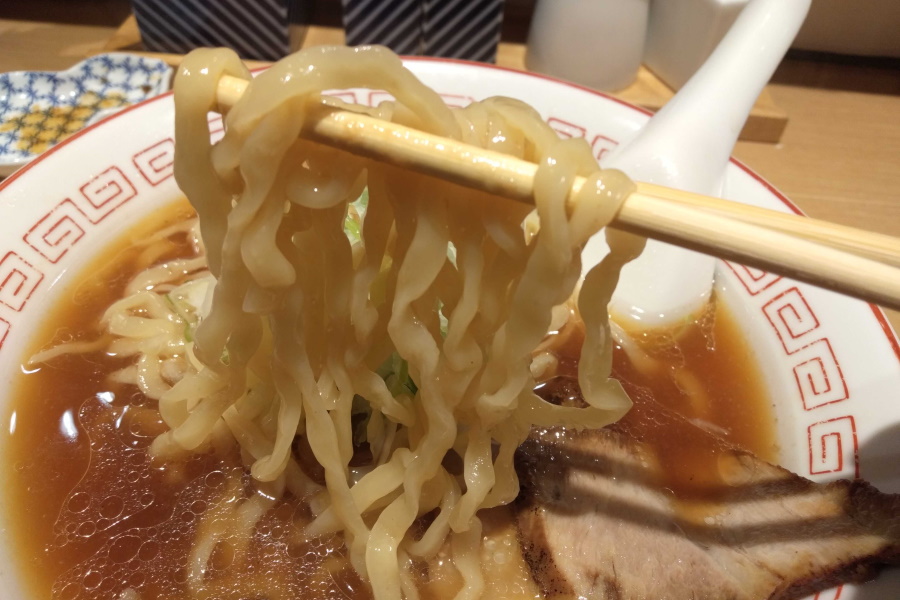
[1,18,898,331]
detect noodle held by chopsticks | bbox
[97,45,642,598]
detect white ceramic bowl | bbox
[0,58,897,599]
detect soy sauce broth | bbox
[2,203,776,599]
[612,302,779,498]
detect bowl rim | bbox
[2,55,897,361]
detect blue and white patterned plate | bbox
[0,53,172,177]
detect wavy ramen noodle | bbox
[37,46,646,599]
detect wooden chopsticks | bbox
[213,75,900,310]
[648,183,900,268]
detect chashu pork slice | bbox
[515,396,900,599]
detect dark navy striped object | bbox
[423,0,504,63]
[132,0,292,61]
[341,0,423,55]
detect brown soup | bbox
[3,202,776,600]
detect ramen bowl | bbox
[0,58,897,599]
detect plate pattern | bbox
[0,54,171,170]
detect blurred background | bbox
[2,0,898,59]
[2,0,897,104]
